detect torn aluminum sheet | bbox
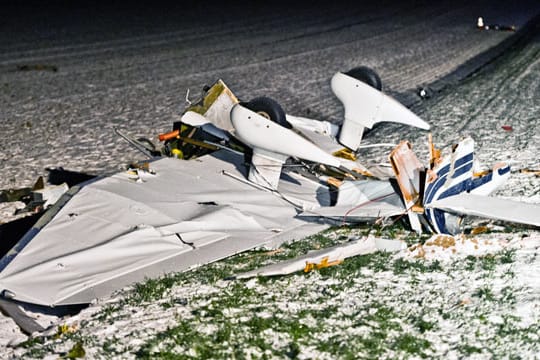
[234,236,406,279]
[0,153,329,307]
[389,141,425,233]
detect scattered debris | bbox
[0,68,537,332]
[520,168,540,177]
[405,233,511,261]
[0,177,68,216]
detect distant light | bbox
[477,17,484,28]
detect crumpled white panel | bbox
[0,152,328,306]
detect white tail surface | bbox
[331,72,430,150]
[427,193,540,227]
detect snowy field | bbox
[1,1,539,358]
[0,0,538,188]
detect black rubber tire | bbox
[344,66,382,91]
[243,96,291,129]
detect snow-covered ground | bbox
[0,1,539,358]
[0,0,537,188]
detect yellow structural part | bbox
[171,148,184,159]
[332,148,357,161]
[304,256,344,273]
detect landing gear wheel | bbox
[344,66,382,91]
[243,96,291,129]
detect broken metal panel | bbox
[185,79,239,132]
[389,141,424,233]
[300,202,403,221]
[234,237,405,279]
[247,150,288,190]
[423,137,512,234]
[0,152,328,307]
[304,179,405,220]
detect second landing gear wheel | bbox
[243,96,291,129]
[344,66,382,91]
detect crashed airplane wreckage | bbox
[0,67,538,329]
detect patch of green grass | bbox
[102,337,123,356]
[464,255,478,271]
[66,341,86,359]
[495,314,524,337]
[18,336,56,358]
[499,286,516,304]
[393,258,442,274]
[472,285,495,301]
[371,221,416,240]
[461,248,516,274]
[499,248,516,264]
[480,255,497,271]
[459,343,483,355]
[409,315,437,334]
[318,250,393,277]
[94,303,128,322]
[137,311,314,359]
[393,333,431,357]
[135,321,196,358]
[133,276,177,303]
[280,232,339,257]
[362,303,402,331]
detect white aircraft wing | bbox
[0,152,329,307]
[426,193,540,227]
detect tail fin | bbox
[331,72,430,151]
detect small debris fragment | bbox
[501,125,513,131]
[264,248,284,256]
[460,298,472,306]
[424,234,455,248]
[470,226,489,235]
[520,168,540,177]
[417,86,433,99]
[414,244,426,258]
